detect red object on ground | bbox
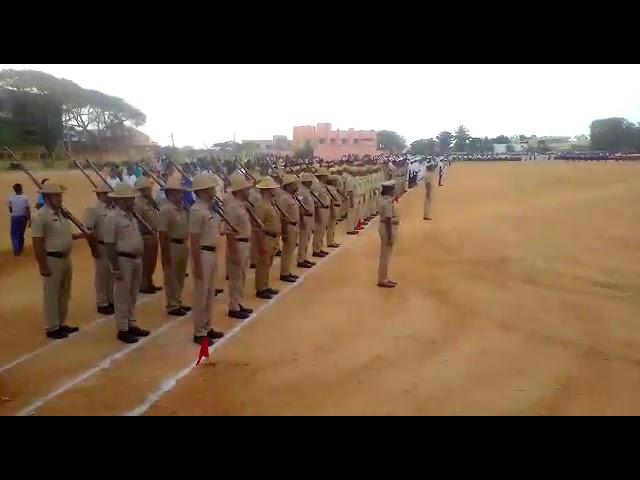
[196,337,209,366]
[355,220,363,230]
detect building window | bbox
[353,139,359,145]
[341,139,348,145]
[329,138,336,145]
[319,138,326,144]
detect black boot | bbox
[228,309,250,320]
[117,330,139,344]
[239,304,254,314]
[46,328,68,340]
[59,325,79,334]
[129,326,150,337]
[256,289,273,300]
[207,329,224,340]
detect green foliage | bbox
[590,117,639,151]
[453,125,470,152]
[436,131,454,154]
[408,138,436,156]
[376,130,407,154]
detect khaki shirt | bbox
[257,197,281,236]
[298,185,315,221]
[379,196,399,237]
[84,200,111,242]
[134,195,159,232]
[158,201,189,240]
[103,207,144,256]
[31,205,73,253]
[327,185,341,217]
[222,192,251,239]
[312,182,330,209]
[188,199,220,247]
[278,191,299,226]
[248,188,261,209]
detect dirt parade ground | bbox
[1,161,639,415]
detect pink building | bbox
[292,123,381,160]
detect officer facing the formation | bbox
[423,159,438,220]
[312,168,331,258]
[134,177,162,294]
[222,172,254,320]
[297,172,316,268]
[158,178,191,316]
[278,174,301,283]
[103,183,150,344]
[377,180,400,289]
[31,182,81,339]
[254,176,282,299]
[84,184,114,316]
[188,174,224,346]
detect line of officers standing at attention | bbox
[30,157,405,346]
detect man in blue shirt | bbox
[7,183,31,256]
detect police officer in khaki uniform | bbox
[223,172,254,320]
[297,172,316,268]
[423,160,437,220]
[85,184,114,315]
[378,180,399,288]
[278,174,301,282]
[248,173,262,270]
[158,178,190,316]
[134,176,161,294]
[254,176,282,299]
[311,168,331,258]
[103,183,150,343]
[31,182,81,339]
[189,174,225,346]
[325,175,341,249]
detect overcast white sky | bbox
[3,64,640,147]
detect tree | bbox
[408,138,437,156]
[491,135,510,144]
[436,131,454,155]
[590,117,638,152]
[537,140,550,153]
[376,130,407,154]
[467,137,483,154]
[0,68,146,149]
[453,125,471,152]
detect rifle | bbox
[82,158,154,234]
[73,159,99,189]
[4,146,91,239]
[285,163,326,208]
[137,162,166,190]
[268,163,311,216]
[301,159,347,201]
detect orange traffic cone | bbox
[195,336,209,366]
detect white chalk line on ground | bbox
[0,291,160,375]
[126,218,379,416]
[15,314,188,416]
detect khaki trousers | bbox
[423,182,433,218]
[256,236,277,291]
[94,244,113,307]
[326,211,338,246]
[43,256,72,332]
[347,201,356,232]
[192,249,216,336]
[313,208,329,252]
[378,229,395,283]
[114,256,142,332]
[228,241,249,311]
[297,217,313,262]
[164,242,188,311]
[280,225,298,276]
[250,230,259,265]
[141,233,159,289]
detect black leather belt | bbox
[170,239,184,244]
[201,246,216,252]
[97,240,106,245]
[319,206,329,209]
[47,251,68,258]
[288,222,298,226]
[304,213,313,217]
[265,231,278,238]
[333,204,340,207]
[118,252,139,259]
[236,238,249,243]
